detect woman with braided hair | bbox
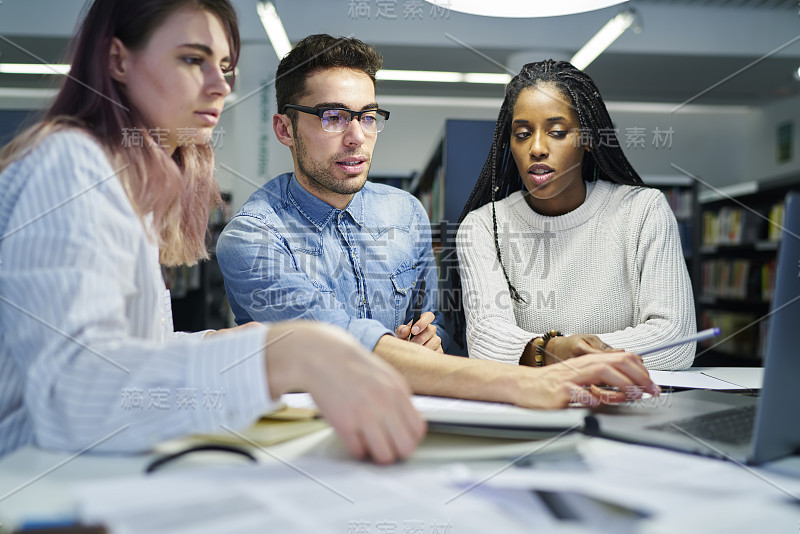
[455,60,695,371]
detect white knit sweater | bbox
[456,180,696,370]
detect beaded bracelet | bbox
[532,330,563,367]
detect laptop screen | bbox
[751,191,800,464]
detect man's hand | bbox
[512,351,659,409]
[394,311,443,353]
[264,321,426,464]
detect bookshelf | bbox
[369,172,414,192]
[642,174,698,268]
[166,191,234,332]
[694,174,800,366]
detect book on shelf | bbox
[660,187,693,220]
[700,258,761,300]
[768,201,785,242]
[702,207,763,246]
[700,309,760,358]
[418,167,445,223]
[761,259,776,301]
[676,220,693,256]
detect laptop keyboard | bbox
[646,405,755,446]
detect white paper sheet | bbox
[74,459,536,534]
[649,367,763,390]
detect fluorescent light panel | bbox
[422,0,629,18]
[377,69,511,84]
[570,10,635,70]
[257,1,292,60]
[379,94,752,114]
[0,63,70,75]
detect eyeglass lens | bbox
[320,110,384,133]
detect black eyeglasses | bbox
[282,104,390,133]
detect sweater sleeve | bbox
[456,210,539,363]
[595,192,696,370]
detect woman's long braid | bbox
[450,60,646,347]
[490,125,526,304]
[450,93,524,344]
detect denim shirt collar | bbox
[286,173,365,230]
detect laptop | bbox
[586,191,800,465]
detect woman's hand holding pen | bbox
[514,352,660,409]
[543,334,618,365]
[395,312,443,353]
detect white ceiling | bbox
[0,0,798,105]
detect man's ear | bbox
[108,37,130,84]
[273,113,295,148]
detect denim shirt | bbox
[216,173,449,351]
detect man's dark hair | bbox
[275,34,383,123]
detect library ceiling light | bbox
[422,0,628,18]
[794,65,800,82]
[570,9,637,70]
[0,63,70,75]
[257,1,292,60]
[377,69,511,84]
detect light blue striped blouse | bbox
[0,131,277,457]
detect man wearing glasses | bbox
[218,34,447,356]
[217,34,659,409]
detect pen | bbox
[407,278,426,341]
[637,327,721,356]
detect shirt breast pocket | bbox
[390,260,421,330]
[310,279,334,294]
